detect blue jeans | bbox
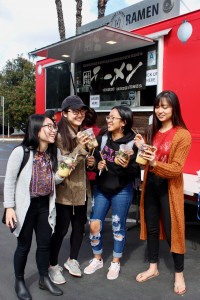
[89,183,133,258]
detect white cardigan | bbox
[3,146,63,237]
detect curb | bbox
[0,138,23,142]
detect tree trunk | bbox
[97,0,109,19]
[55,0,66,40]
[75,0,82,35]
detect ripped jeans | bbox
[89,183,133,258]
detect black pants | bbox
[50,203,86,265]
[144,173,184,272]
[14,196,52,278]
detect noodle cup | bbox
[136,144,157,165]
[82,128,98,149]
[115,144,131,165]
[58,156,75,177]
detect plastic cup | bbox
[136,149,147,165]
[114,144,132,165]
[58,156,75,177]
[82,128,98,149]
[136,144,157,165]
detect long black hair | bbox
[82,108,98,127]
[21,114,58,172]
[146,90,188,144]
[57,114,78,152]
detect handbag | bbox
[2,208,6,224]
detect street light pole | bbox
[1,96,4,141]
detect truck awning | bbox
[29,26,155,63]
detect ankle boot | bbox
[39,275,63,296]
[15,277,32,300]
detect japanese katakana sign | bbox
[82,48,147,93]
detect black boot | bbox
[15,277,32,300]
[39,275,63,296]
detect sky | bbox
[0,0,200,71]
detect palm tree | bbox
[97,0,109,19]
[75,0,82,35]
[55,0,66,40]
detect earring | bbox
[120,126,124,132]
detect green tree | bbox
[0,55,35,131]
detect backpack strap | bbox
[100,134,108,152]
[100,135,134,152]
[17,145,30,177]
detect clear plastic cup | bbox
[136,149,147,165]
[58,156,75,177]
[82,128,98,149]
[136,144,157,165]
[114,144,133,165]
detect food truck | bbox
[30,0,200,177]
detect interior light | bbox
[62,54,70,58]
[106,41,117,45]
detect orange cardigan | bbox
[139,127,192,254]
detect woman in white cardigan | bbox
[4,114,64,300]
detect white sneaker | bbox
[64,258,82,277]
[48,264,66,284]
[84,258,103,274]
[107,262,120,280]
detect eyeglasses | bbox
[42,124,58,131]
[106,116,122,122]
[67,109,86,116]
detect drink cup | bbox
[136,144,157,165]
[136,148,147,165]
[58,156,75,177]
[114,144,132,165]
[82,128,98,149]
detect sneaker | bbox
[84,258,103,275]
[48,264,66,285]
[64,258,82,277]
[107,262,120,280]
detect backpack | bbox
[2,145,30,224]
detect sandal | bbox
[136,270,160,283]
[174,273,186,295]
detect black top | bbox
[94,131,140,194]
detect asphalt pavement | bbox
[0,140,200,300]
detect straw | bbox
[74,153,78,161]
[91,148,95,156]
[132,128,139,135]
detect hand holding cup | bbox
[77,131,90,149]
[81,128,98,152]
[58,156,75,177]
[114,144,133,167]
[136,144,157,166]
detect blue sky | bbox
[0,0,199,70]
